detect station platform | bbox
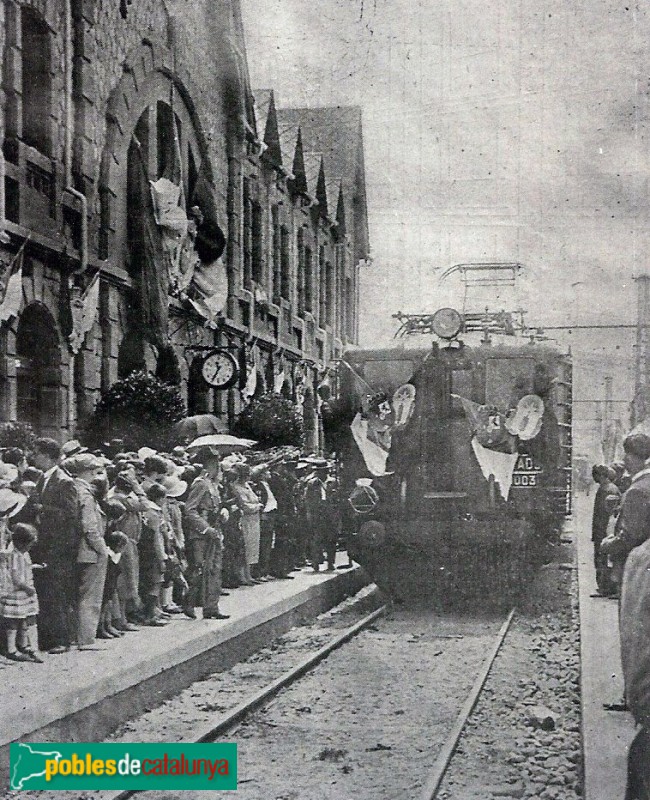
[576,493,635,800]
[0,556,366,786]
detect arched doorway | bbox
[15,303,61,436]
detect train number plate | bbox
[512,454,542,488]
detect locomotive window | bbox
[362,360,415,392]
[486,358,535,409]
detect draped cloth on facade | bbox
[129,140,169,348]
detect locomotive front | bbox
[333,309,572,604]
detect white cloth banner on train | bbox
[470,437,518,501]
[351,413,391,477]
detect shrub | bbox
[235,392,304,448]
[83,369,186,452]
[0,421,37,451]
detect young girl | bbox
[1,523,42,662]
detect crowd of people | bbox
[0,437,348,664]
[591,433,650,799]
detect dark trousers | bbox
[35,557,78,650]
[627,727,650,800]
[308,524,337,569]
[185,535,222,614]
[256,514,275,576]
[270,518,294,577]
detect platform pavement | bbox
[575,492,635,800]
[0,554,366,786]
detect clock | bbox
[201,349,239,389]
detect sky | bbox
[240,0,650,447]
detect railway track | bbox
[107,603,388,800]
[101,602,517,800]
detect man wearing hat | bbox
[27,438,80,654]
[64,453,110,649]
[601,433,650,578]
[303,458,338,571]
[182,447,229,620]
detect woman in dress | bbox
[230,463,263,585]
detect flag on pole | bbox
[0,237,28,324]
[68,272,101,354]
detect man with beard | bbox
[28,438,79,654]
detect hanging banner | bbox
[471,437,518,501]
[68,272,101,354]
[274,369,286,394]
[350,413,392,477]
[241,344,258,404]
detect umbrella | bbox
[186,434,257,453]
[174,414,228,440]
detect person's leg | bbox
[183,539,205,617]
[77,556,108,648]
[203,537,228,619]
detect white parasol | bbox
[186,434,257,454]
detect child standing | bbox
[1,523,42,662]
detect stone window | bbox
[280,226,290,302]
[21,8,51,155]
[251,202,263,285]
[242,179,252,290]
[296,228,306,314]
[325,261,334,327]
[304,244,314,314]
[271,206,281,303]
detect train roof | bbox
[344,340,571,364]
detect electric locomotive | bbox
[329,308,572,604]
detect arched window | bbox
[21,8,51,154]
[15,303,61,434]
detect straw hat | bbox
[0,488,27,517]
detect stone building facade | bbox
[0,0,369,441]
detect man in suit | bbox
[28,438,80,654]
[182,447,229,620]
[303,459,338,572]
[601,433,650,574]
[64,453,109,649]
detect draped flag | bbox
[189,257,228,327]
[241,344,259,404]
[452,393,515,452]
[350,412,392,477]
[68,272,100,354]
[274,368,286,394]
[0,237,28,324]
[471,438,518,501]
[130,139,168,347]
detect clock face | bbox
[201,350,238,389]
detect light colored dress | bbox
[0,547,39,619]
[233,482,262,566]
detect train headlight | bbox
[431,307,463,340]
[358,520,386,548]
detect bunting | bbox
[68,272,101,355]
[0,236,28,324]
